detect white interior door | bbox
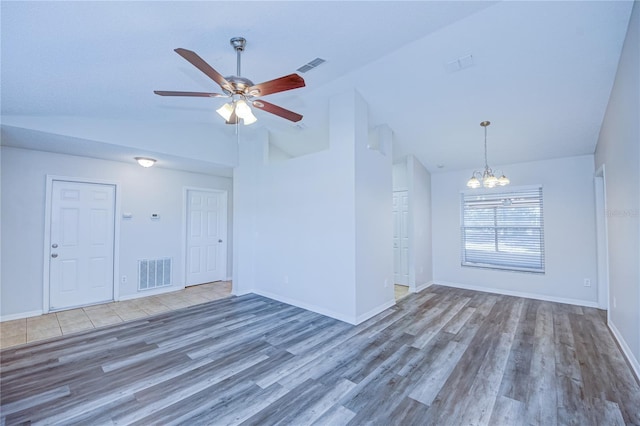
[186,190,227,286]
[49,181,115,310]
[393,191,409,285]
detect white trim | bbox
[182,187,229,287]
[435,280,599,308]
[43,176,121,313]
[117,284,184,301]
[251,289,357,324]
[608,320,640,381]
[594,165,611,314]
[355,299,396,325]
[414,281,434,293]
[232,286,251,297]
[1,310,44,322]
[407,156,416,292]
[43,178,53,312]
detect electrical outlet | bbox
[613,296,617,308]
[284,275,289,284]
[384,279,389,288]
[584,278,591,287]
[121,275,127,284]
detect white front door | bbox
[186,190,227,286]
[393,191,409,285]
[49,181,115,311]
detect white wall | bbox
[393,161,408,191]
[233,90,394,324]
[408,156,433,291]
[432,154,599,306]
[595,0,639,376]
[1,146,233,319]
[354,96,394,321]
[234,134,358,321]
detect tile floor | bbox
[0,281,232,350]
[394,284,410,300]
[1,282,409,350]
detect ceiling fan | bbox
[154,37,305,125]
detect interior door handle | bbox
[51,253,58,258]
[52,243,58,248]
[218,239,223,243]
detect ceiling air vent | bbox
[445,54,474,73]
[297,57,326,73]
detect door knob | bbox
[51,253,58,258]
[52,243,58,248]
[218,239,223,243]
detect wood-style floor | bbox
[1,285,639,425]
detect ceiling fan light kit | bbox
[154,37,305,126]
[467,121,510,189]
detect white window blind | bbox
[461,186,544,273]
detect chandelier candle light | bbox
[466,121,510,189]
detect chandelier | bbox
[466,121,509,188]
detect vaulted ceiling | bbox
[1,1,634,174]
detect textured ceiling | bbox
[1,1,634,174]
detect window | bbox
[461,186,544,273]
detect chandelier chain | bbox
[484,124,489,170]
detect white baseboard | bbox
[117,285,185,301]
[1,309,44,322]
[434,280,599,308]
[414,281,434,293]
[232,288,253,297]
[608,320,640,381]
[355,299,396,325]
[251,289,357,324]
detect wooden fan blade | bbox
[154,91,226,97]
[174,48,231,90]
[252,100,303,122]
[248,74,305,97]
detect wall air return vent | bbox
[138,258,172,290]
[297,57,326,73]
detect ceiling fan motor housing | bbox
[224,76,257,97]
[230,37,246,52]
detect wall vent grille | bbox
[138,258,171,290]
